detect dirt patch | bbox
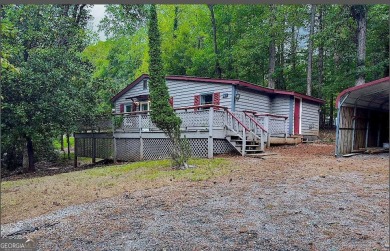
[1,159,110,182]
[1,143,388,250]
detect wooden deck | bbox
[75,105,291,163]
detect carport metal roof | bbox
[336,77,389,111]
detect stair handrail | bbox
[243,112,266,151]
[243,111,268,133]
[225,109,250,131]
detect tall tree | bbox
[268,4,276,89]
[208,4,222,78]
[306,4,316,96]
[350,5,368,86]
[1,5,95,171]
[148,4,190,169]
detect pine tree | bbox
[148,4,190,168]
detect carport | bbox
[335,77,389,156]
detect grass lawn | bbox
[1,158,233,224]
[53,136,75,150]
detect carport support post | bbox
[335,93,350,157]
[351,106,357,151]
[365,111,370,148]
[208,108,214,158]
[377,128,381,147]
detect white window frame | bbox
[139,101,150,111]
[200,93,213,105]
[143,80,148,90]
[125,103,132,113]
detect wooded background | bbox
[1,4,389,171]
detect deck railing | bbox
[113,105,288,139]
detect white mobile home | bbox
[112,74,324,136]
[74,74,324,163]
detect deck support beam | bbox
[74,137,78,167]
[92,131,96,164]
[208,108,214,158]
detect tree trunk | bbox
[278,42,285,90]
[329,94,334,128]
[26,137,35,172]
[208,4,222,78]
[318,5,324,99]
[351,5,367,86]
[173,5,178,39]
[291,25,297,73]
[67,133,71,160]
[22,145,29,169]
[60,134,64,151]
[306,4,316,96]
[268,4,276,89]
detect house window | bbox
[201,94,213,105]
[140,101,149,111]
[125,104,132,113]
[143,80,148,90]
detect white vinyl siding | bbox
[115,80,150,112]
[271,96,292,134]
[115,79,232,112]
[301,101,320,135]
[234,88,271,113]
[166,80,232,108]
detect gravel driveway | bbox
[1,145,388,250]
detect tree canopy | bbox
[1,4,388,171]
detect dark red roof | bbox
[111,74,325,104]
[335,76,390,108]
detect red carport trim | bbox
[335,76,390,108]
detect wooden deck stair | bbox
[226,135,264,155]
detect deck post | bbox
[208,107,214,158]
[260,131,265,151]
[242,128,246,156]
[284,118,288,140]
[265,116,270,148]
[113,137,117,163]
[74,136,78,167]
[138,114,144,160]
[92,131,96,164]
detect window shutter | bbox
[120,104,124,113]
[194,94,200,111]
[213,92,220,110]
[169,97,174,107]
[132,102,137,112]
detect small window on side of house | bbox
[143,80,148,90]
[201,94,213,105]
[125,104,132,113]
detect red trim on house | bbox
[111,74,325,104]
[110,74,149,102]
[335,76,390,108]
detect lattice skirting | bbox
[213,139,238,154]
[116,139,141,161]
[114,138,236,161]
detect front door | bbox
[294,98,301,134]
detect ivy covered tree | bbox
[147,4,190,168]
